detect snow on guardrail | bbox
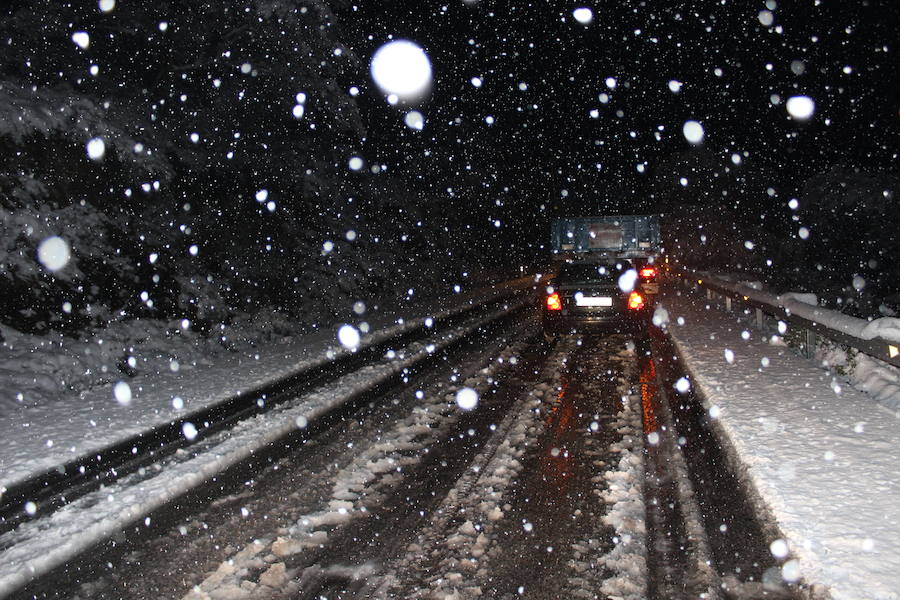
[668,265,900,370]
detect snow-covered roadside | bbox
[818,342,900,412]
[0,298,529,598]
[0,276,538,492]
[671,268,900,413]
[658,286,900,600]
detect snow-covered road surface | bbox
[0,276,539,495]
[0,292,533,598]
[8,325,679,600]
[380,337,649,600]
[5,277,899,600]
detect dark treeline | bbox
[0,0,505,337]
[1,0,897,340]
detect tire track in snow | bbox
[563,342,647,600]
[377,337,650,600]
[180,322,538,600]
[374,337,578,599]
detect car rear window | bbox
[558,262,631,283]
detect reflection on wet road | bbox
[483,336,634,599]
[640,356,659,436]
[539,380,577,497]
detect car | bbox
[636,264,659,296]
[541,259,650,340]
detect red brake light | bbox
[546,292,562,311]
[627,291,645,310]
[639,267,657,280]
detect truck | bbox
[550,214,662,298]
[550,215,661,260]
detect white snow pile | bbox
[819,342,900,412]
[781,295,900,344]
[683,269,900,345]
[660,286,900,600]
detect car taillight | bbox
[627,291,645,310]
[639,267,657,280]
[546,292,562,311]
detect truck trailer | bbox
[550,215,661,260]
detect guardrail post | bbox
[756,308,763,329]
[803,329,816,359]
[725,297,732,312]
[706,288,713,300]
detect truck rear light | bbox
[546,292,562,311]
[627,291,645,310]
[639,267,657,280]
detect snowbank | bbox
[660,287,900,600]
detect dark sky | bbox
[338,0,898,217]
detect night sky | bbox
[338,0,898,220]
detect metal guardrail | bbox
[666,264,900,370]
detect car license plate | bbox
[576,296,613,307]
[641,283,660,294]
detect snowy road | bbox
[1,289,533,598]
[30,330,652,600]
[6,304,802,600]
[0,286,816,600]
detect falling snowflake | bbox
[786,96,815,120]
[370,40,432,100]
[572,7,593,24]
[405,110,425,130]
[86,137,106,160]
[37,236,71,271]
[455,387,479,410]
[182,422,198,440]
[682,120,704,144]
[618,269,638,292]
[113,381,132,406]
[338,324,361,349]
[71,31,90,49]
